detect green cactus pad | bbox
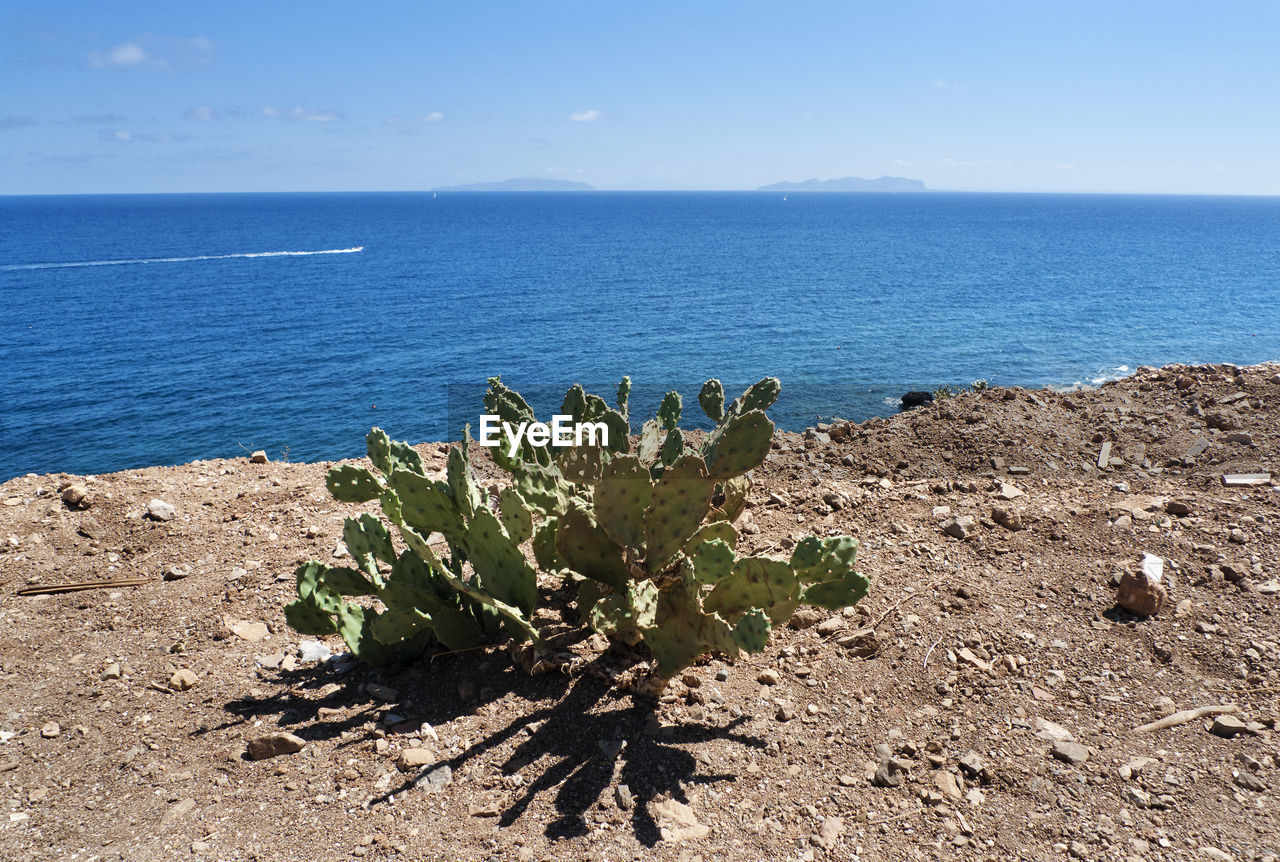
[447,444,482,519]
[497,487,534,544]
[641,582,711,677]
[283,595,339,635]
[514,465,571,517]
[703,409,774,481]
[660,427,685,467]
[644,454,715,572]
[703,555,799,623]
[690,537,735,585]
[790,535,859,582]
[532,518,563,571]
[709,475,751,522]
[366,427,393,475]
[561,384,587,423]
[556,501,629,591]
[685,521,737,555]
[738,377,781,414]
[464,509,538,616]
[557,444,606,484]
[616,376,631,417]
[800,570,871,610]
[370,607,434,645]
[587,579,658,635]
[698,379,726,421]
[318,564,380,597]
[395,524,448,574]
[294,561,345,612]
[731,607,772,653]
[389,439,426,475]
[594,454,652,550]
[432,565,543,645]
[326,464,384,503]
[342,512,396,580]
[390,469,466,545]
[637,419,661,465]
[657,391,682,431]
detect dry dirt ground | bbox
[2,363,1279,862]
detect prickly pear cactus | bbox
[285,376,870,692]
[285,426,544,665]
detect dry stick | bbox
[16,577,151,596]
[1131,704,1237,734]
[871,590,917,630]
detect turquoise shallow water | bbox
[1,191,1278,479]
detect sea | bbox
[2,191,1278,481]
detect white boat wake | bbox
[1,246,364,271]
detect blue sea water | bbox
[1,191,1278,480]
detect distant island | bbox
[431,178,596,192]
[758,176,927,192]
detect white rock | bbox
[299,641,332,663]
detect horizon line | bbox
[4,188,1280,199]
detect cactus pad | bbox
[326,464,384,503]
[703,409,773,481]
[594,454,652,550]
[644,454,715,572]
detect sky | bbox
[1,1,1278,195]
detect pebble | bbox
[101,662,121,680]
[1050,740,1090,764]
[169,669,199,691]
[991,506,1023,531]
[811,815,845,849]
[614,783,634,810]
[815,616,845,636]
[163,565,190,581]
[299,641,332,662]
[873,758,909,788]
[396,748,436,771]
[1209,715,1248,738]
[230,621,269,643]
[146,499,177,521]
[417,763,452,791]
[246,731,306,760]
[757,669,781,685]
[60,484,90,508]
[1116,554,1167,616]
[941,516,975,539]
[934,770,962,800]
[40,721,61,738]
[250,450,269,464]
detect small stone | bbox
[934,771,962,800]
[78,515,103,538]
[299,641,332,662]
[652,798,710,843]
[163,565,189,581]
[776,703,796,722]
[788,607,823,629]
[1051,740,1089,764]
[40,721,61,738]
[956,647,990,672]
[168,669,199,691]
[1234,772,1265,791]
[816,616,844,636]
[60,484,90,508]
[873,758,909,788]
[1116,554,1167,616]
[367,683,399,702]
[991,506,1023,531]
[101,662,121,680]
[146,499,177,521]
[230,620,269,642]
[1209,715,1249,738]
[418,763,452,791]
[681,672,702,688]
[811,815,845,849]
[396,748,435,771]
[246,731,306,760]
[757,669,781,685]
[1124,786,1152,808]
[941,516,975,539]
[614,783,634,810]
[957,751,985,778]
[250,450,269,464]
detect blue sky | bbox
[2,2,1277,194]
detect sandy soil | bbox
[1,362,1278,862]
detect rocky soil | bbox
[1,362,1279,862]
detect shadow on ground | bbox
[220,647,764,846]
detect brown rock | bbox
[991,506,1023,531]
[249,450,269,464]
[1116,555,1167,617]
[247,732,306,760]
[168,669,199,691]
[396,747,436,771]
[60,484,90,508]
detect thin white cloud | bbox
[940,157,996,167]
[1056,163,1075,170]
[88,36,214,70]
[569,109,602,122]
[892,159,916,167]
[186,106,217,121]
[423,111,444,122]
[259,105,346,123]
[99,128,194,144]
[931,79,969,89]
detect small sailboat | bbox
[783,195,788,201]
